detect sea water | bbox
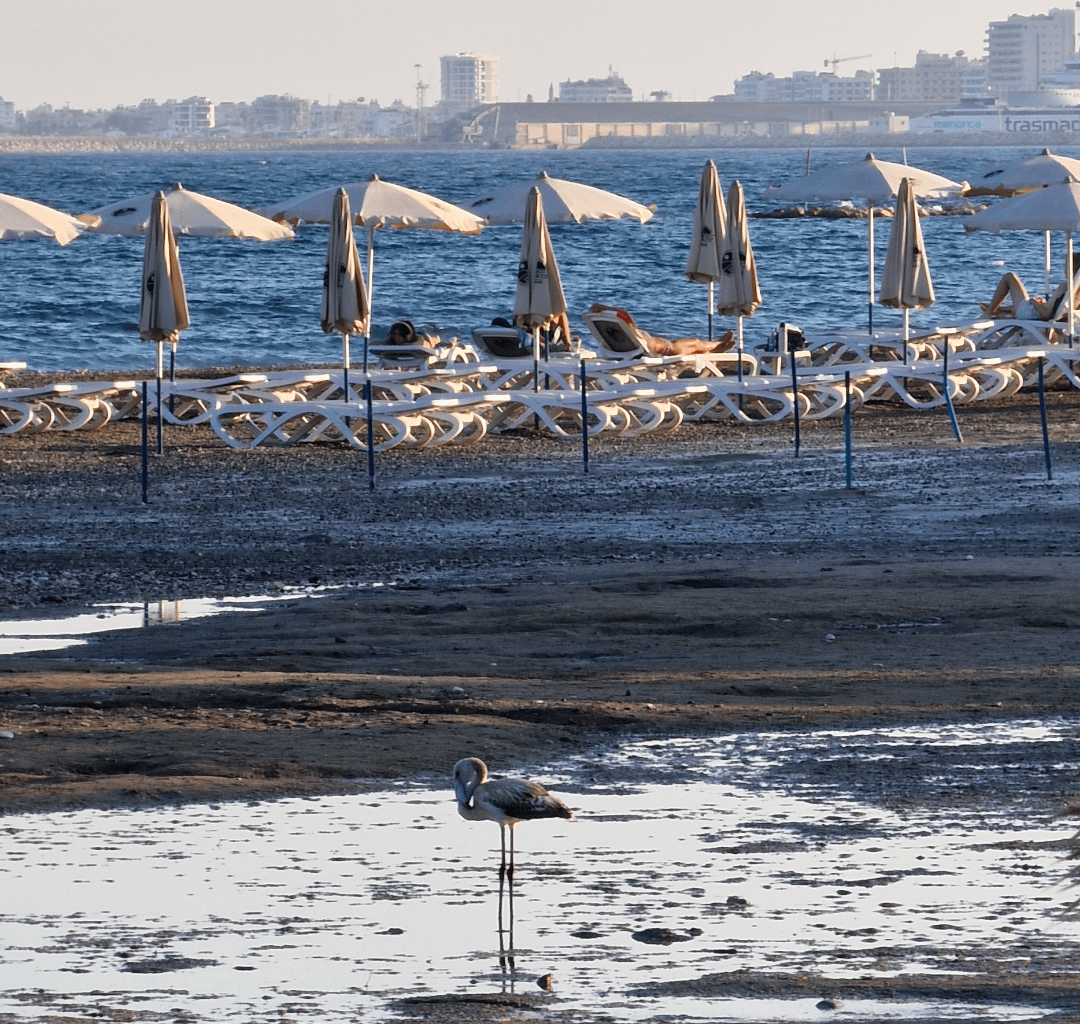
[0,145,1068,372]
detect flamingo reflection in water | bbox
[453,757,574,969]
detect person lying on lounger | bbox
[981,253,1080,320]
[586,304,735,355]
[384,320,440,347]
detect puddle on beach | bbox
[2,720,1079,1022]
[0,584,377,656]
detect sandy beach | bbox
[1,381,1079,1021]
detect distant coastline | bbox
[0,132,1076,155]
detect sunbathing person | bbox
[586,303,735,355]
[384,319,439,347]
[982,253,1080,320]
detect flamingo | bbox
[452,757,573,882]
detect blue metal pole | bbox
[791,349,801,457]
[580,359,589,474]
[1038,357,1053,481]
[141,381,149,504]
[155,374,163,456]
[366,375,375,491]
[942,339,963,443]
[844,370,852,489]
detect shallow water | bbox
[1,719,1077,1022]
[0,145,1074,371]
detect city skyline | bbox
[4,0,1071,110]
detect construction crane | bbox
[823,54,872,74]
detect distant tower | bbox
[548,82,554,102]
[440,53,499,110]
[414,63,427,141]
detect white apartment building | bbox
[440,53,499,108]
[169,96,214,134]
[733,69,872,103]
[0,97,15,131]
[986,7,1077,95]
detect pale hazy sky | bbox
[4,0,1076,109]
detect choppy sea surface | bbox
[0,145,1074,372]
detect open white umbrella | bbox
[685,160,727,341]
[139,191,190,453]
[973,150,1080,295]
[513,187,566,389]
[84,183,293,240]
[965,177,1080,336]
[0,193,88,245]
[765,153,965,333]
[468,170,653,225]
[716,180,762,377]
[879,177,934,350]
[266,173,483,356]
[321,188,369,398]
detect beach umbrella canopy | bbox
[321,188,369,391]
[84,183,292,240]
[138,192,189,344]
[266,174,482,346]
[321,188,369,337]
[265,173,484,233]
[764,153,964,333]
[879,178,934,347]
[685,160,726,340]
[716,180,762,318]
[764,152,965,204]
[974,148,1080,197]
[513,187,566,329]
[964,178,1080,233]
[0,192,88,245]
[468,170,653,225]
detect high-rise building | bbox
[986,7,1077,95]
[440,53,499,108]
[0,98,15,132]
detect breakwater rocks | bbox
[0,136,411,154]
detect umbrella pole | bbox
[1045,230,1052,298]
[342,333,350,401]
[364,226,375,374]
[580,358,589,474]
[141,381,149,504]
[942,337,963,443]
[844,370,853,489]
[903,308,910,364]
[737,317,744,384]
[1038,357,1053,481]
[533,326,540,432]
[366,373,375,491]
[169,342,176,416]
[1068,229,1075,346]
[708,280,713,342]
[867,201,875,336]
[156,340,164,456]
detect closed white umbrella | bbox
[84,184,292,240]
[139,191,189,453]
[879,177,934,350]
[468,170,653,225]
[965,177,1080,337]
[765,153,965,333]
[321,188,369,397]
[0,193,88,245]
[513,187,566,390]
[266,174,483,354]
[685,160,727,341]
[717,180,762,377]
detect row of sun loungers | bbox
[1,308,1078,448]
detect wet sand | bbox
[1,385,1079,1020]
